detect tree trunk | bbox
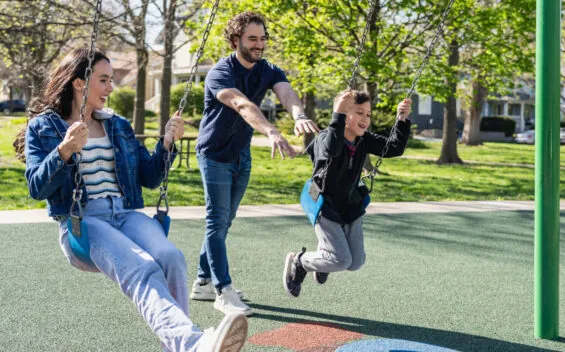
[8,86,13,114]
[159,0,177,135]
[133,47,148,135]
[461,79,487,145]
[132,1,149,136]
[438,39,463,164]
[302,92,316,150]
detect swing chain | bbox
[348,0,378,89]
[158,0,220,212]
[79,0,103,124]
[71,0,103,216]
[372,0,455,175]
[157,156,170,213]
[177,0,221,115]
[405,0,455,99]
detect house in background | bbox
[411,83,536,138]
[144,28,214,113]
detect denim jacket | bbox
[24,110,177,217]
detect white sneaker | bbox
[190,280,245,301]
[214,285,253,316]
[197,312,248,352]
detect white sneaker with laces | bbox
[190,280,245,301]
[214,285,253,316]
[196,312,248,352]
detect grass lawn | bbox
[2,116,565,210]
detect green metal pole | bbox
[534,0,561,340]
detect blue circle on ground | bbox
[335,339,460,352]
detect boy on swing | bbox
[283,89,412,297]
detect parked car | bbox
[515,129,565,145]
[0,99,26,113]
[515,129,535,144]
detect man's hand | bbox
[267,129,296,159]
[294,118,320,136]
[164,111,185,150]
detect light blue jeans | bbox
[58,197,203,352]
[196,150,252,291]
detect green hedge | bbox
[108,87,135,119]
[170,82,204,117]
[480,116,516,136]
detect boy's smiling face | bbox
[345,101,371,138]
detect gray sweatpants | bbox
[300,216,366,273]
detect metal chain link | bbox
[348,0,377,89]
[177,0,220,115]
[72,0,103,210]
[371,0,455,176]
[158,0,221,212]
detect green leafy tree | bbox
[199,0,431,151]
[417,0,535,164]
[0,0,93,101]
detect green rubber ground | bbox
[1,211,565,351]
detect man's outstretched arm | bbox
[273,82,320,136]
[216,87,296,159]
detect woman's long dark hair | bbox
[13,47,110,162]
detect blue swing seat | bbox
[67,212,170,268]
[300,179,325,226]
[300,178,371,226]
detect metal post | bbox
[534,0,561,340]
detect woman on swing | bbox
[14,47,247,352]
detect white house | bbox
[145,28,213,113]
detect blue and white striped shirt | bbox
[80,134,122,200]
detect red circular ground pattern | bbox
[248,322,364,351]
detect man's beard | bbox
[239,42,263,63]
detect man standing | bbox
[191,11,319,316]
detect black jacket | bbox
[306,112,411,224]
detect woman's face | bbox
[84,59,114,111]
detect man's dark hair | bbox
[224,12,269,50]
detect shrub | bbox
[480,116,516,136]
[274,112,295,135]
[170,82,204,117]
[108,86,135,119]
[145,109,157,117]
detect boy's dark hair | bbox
[337,89,371,105]
[224,12,269,50]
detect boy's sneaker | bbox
[313,272,329,285]
[197,312,248,352]
[283,247,307,297]
[214,285,253,316]
[190,279,244,301]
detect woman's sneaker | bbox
[283,248,307,297]
[197,312,248,352]
[313,272,329,285]
[190,279,244,301]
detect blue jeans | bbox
[196,149,252,290]
[58,197,203,352]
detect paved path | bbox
[0,200,559,224]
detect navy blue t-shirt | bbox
[195,53,288,162]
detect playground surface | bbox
[1,201,565,351]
